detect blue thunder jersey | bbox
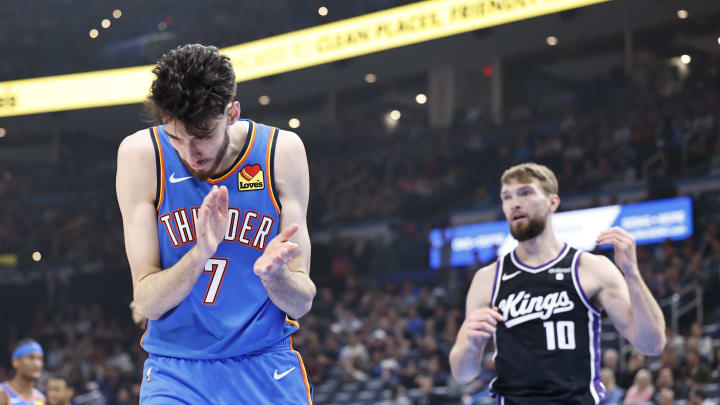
[140,119,300,359]
[0,382,44,405]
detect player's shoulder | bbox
[275,129,305,153]
[577,251,624,286]
[578,251,616,271]
[118,128,155,155]
[117,128,157,171]
[470,260,499,287]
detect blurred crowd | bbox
[1,44,720,405]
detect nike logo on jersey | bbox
[502,271,521,281]
[498,290,575,328]
[274,367,296,380]
[169,172,192,183]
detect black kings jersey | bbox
[489,244,606,405]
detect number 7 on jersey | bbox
[203,258,229,305]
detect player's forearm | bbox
[261,268,316,319]
[134,246,210,320]
[449,333,486,384]
[626,270,667,355]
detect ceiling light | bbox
[289,118,300,129]
[415,94,427,104]
[113,9,122,19]
[680,54,691,64]
[89,29,99,39]
[101,19,111,29]
[365,73,377,83]
[258,95,270,105]
[677,10,688,19]
[318,6,328,16]
[32,252,42,262]
[390,110,401,121]
[546,36,558,46]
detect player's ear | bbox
[550,194,561,212]
[227,101,241,123]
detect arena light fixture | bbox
[676,9,688,19]
[0,128,6,138]
[318,6,328,16]
[113,9,122,19]
[390,110,401,120]
[289,118,301,128]
[416,93,427,104]
[680,54,691,64]
[364,73,377,83]
[0,0,610,117]
[258,95,271,105]
[546,36,558,46]
[32,251,41,262]
[101,19,111,29]
[89,29,99,39]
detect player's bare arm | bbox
[0,387,7,405]
[117,130,230,320]
[253,130,316,319]
[578,227,666,355]
[450,262,504,384]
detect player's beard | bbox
[509,212,548,241]
[181,128,230,182]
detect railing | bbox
[603,283,703,369]
[659,283,703,335]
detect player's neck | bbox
[213,119,248,176]
[515,227,564,266]
[9,376,34,397]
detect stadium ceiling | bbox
[0,0,609,118]
[0,0,719,138]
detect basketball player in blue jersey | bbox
[116,44,316,404]
[449,163,667,404]
[0,339,46,405]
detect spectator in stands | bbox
[623,368,655,404]
[654,366,687,400]
[46,375,74,405]
[603,349,619,374]
[415,374,447,405]
[617,353,646,390]
[679,347,714,385]
[600,368,624,404]
[688,322,714,361]
[339,333,370,382]
[689,387,717,405]
[656,387,674,405]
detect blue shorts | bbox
[140,338,313,404]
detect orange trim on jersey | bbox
[3,381,39,403]
[285,315,299,329]
[152,127,166,211]
[266,127,281,215]
[139,319,149,349]
[206,122,257,185]
[288,338,313,405]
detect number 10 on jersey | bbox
[543,321,576,350]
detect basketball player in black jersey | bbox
[449,163,666,405]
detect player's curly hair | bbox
[146,44,237,138]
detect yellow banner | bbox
[0,0,609,117]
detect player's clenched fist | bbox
[254,224,300,281]
[465,307,504,349]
